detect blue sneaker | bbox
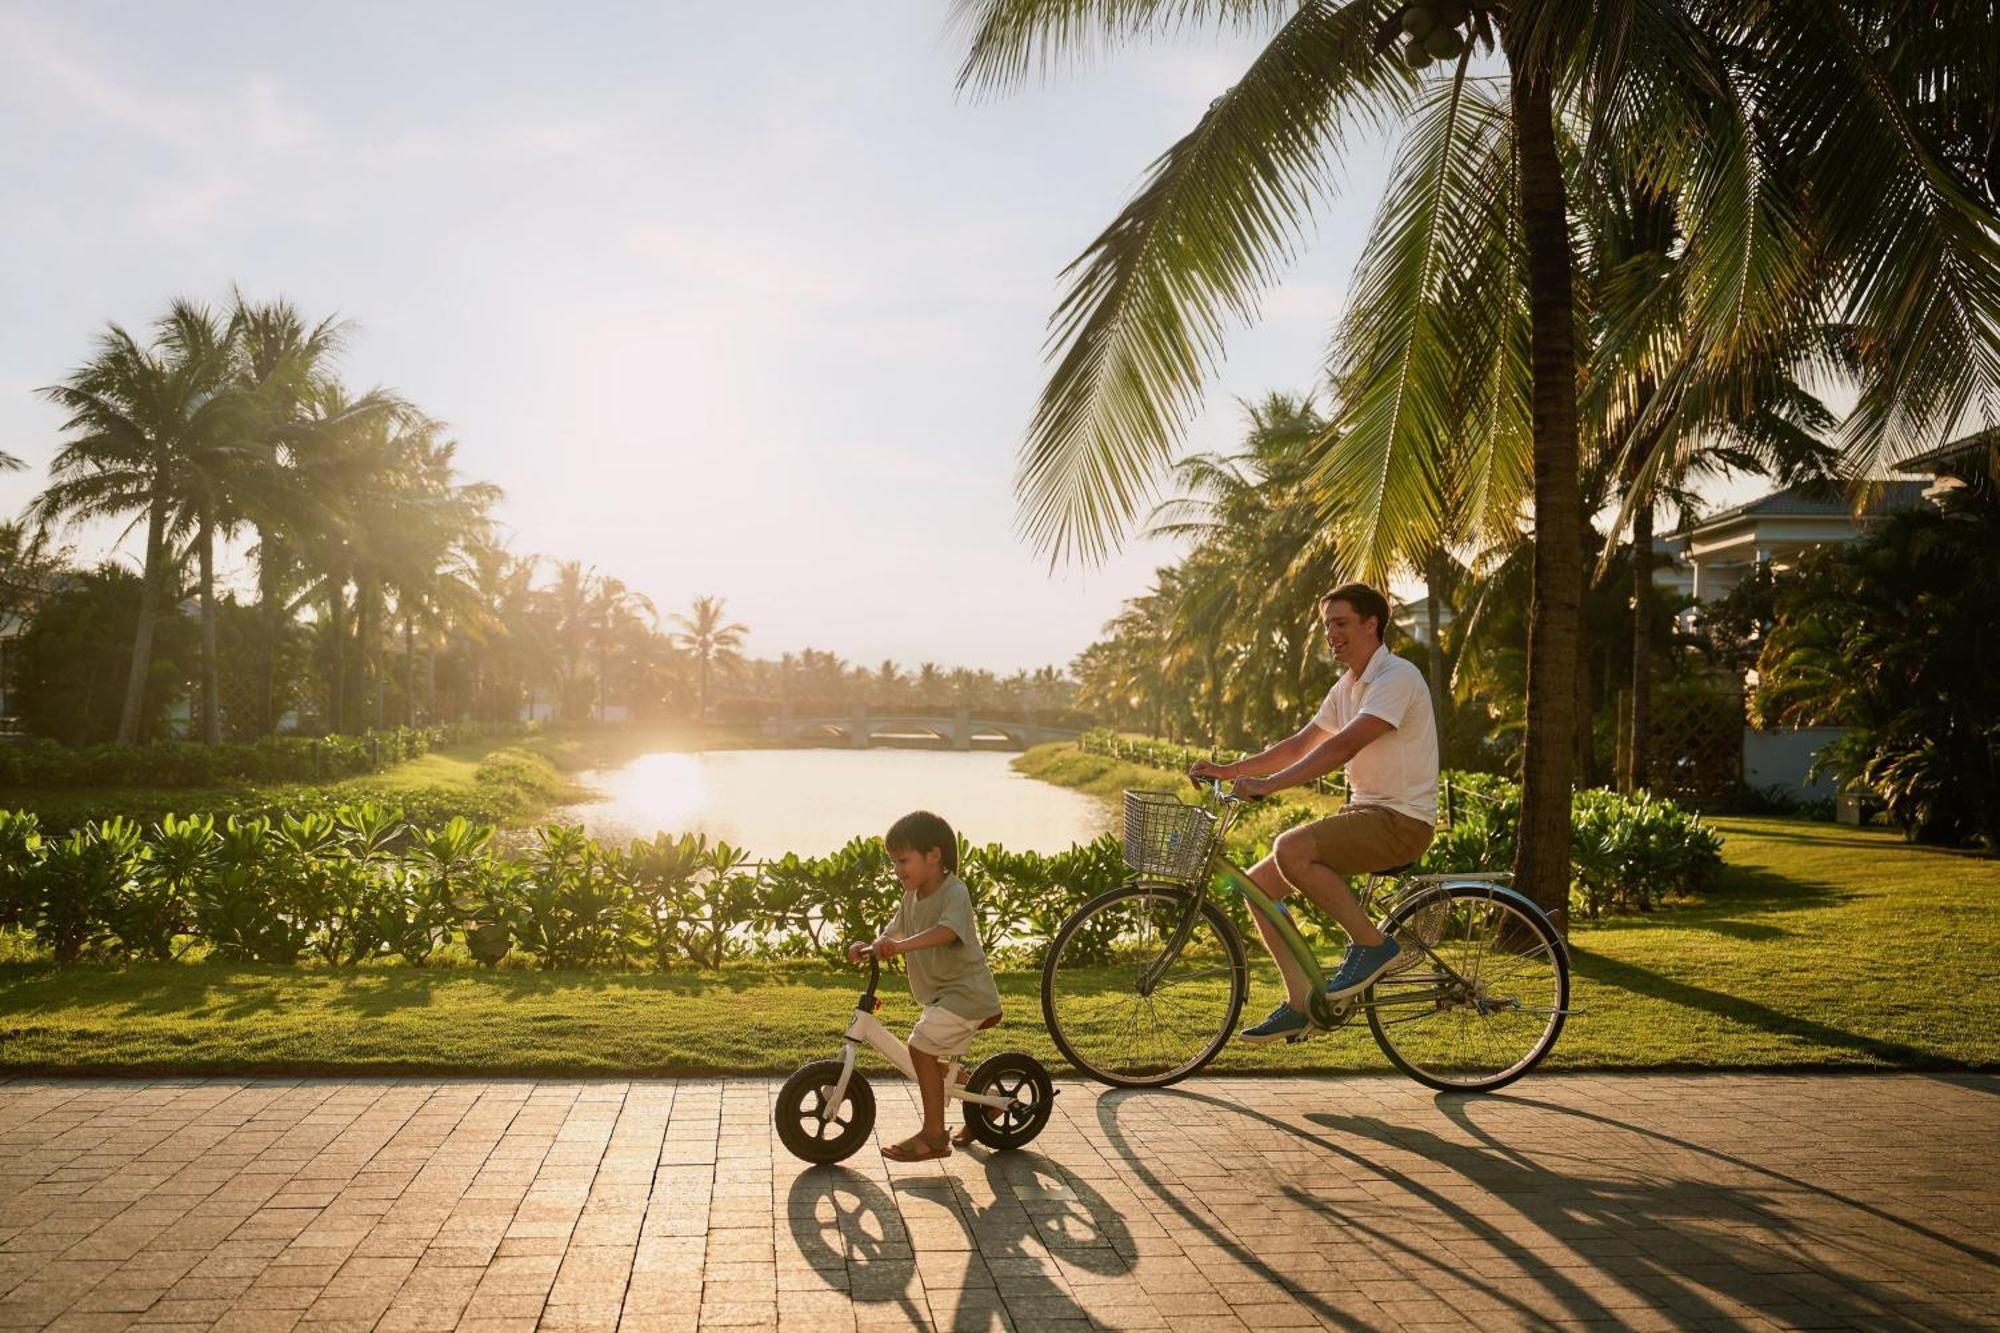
[1324,938,1403,999]
[1238,1001,1310,1044]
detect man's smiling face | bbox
[1321,599,1377,667]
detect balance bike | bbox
[774,948,1055,1164]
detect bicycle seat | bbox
[977,1011,1003,1031]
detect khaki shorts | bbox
[909,1005,990,1060]
[1288,804,1434,877]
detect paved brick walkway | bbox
[0,1074,1994,1332]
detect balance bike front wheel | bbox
[963,1051,1055,1150]
[775,1059,875,1164]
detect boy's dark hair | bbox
[885,810,958,872]
[1320,581,1392,644]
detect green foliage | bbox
[1074,732,1723,918]
[1756,489,2000,849]
[14,565,196,745]
[0,721,526,789]
[32,817,144,962]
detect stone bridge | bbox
[763,707,1079,751]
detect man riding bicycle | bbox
[1188,582,1438,1043]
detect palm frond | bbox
[1003,0,1415,563]
[1314,68,1512,583]
[953,0,1295,95]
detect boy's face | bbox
[890,844,946,892]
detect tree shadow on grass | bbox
[1714,821,1994,859]
[1585,864,1850,943]
[1566,946,1943,1066]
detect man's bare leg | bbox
[1247,856,1315,1011]
[1274,828,1385,946]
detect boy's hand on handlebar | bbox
[869,935,899,961]
[846,942,871,963]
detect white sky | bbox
[0,2,1772,672]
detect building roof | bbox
[1662,481,1928,542]
[1891,426,1997,476]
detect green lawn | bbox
[0,816,1991,1077]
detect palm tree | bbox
[228,295,358,735]
[589,575,657,720]
[958,1,1999,915]
[34,310,252,744]
[669,596,748,720]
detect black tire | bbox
[1040,882,1247,1089]
[1366,883,1570,1094]
[775,1059,876,1164]
[963,1051,1056,1150]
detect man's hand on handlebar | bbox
[1233,775,1279,800]
[1187,758,1238,786]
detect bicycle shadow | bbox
[1096,1084,1975,1330]
[782,1145,1131,1330]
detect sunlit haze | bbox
[0,1,1438,672]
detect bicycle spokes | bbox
[1365,889,1569,1091]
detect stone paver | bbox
[1,1074,1995,1331]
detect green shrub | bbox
[0,721,528,790]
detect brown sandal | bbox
[882,1134,952,1162]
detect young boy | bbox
[847,810,1002,1162]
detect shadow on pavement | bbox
[1097,1083,1973,1330]
[783,1146,1131,1329]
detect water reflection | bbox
[554,749,1109,857]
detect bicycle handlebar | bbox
[1189,773,1264,804]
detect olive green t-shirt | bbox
[890,874,1002,1020]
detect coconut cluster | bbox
[1400,2,1474,68]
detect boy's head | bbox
[885,810,957,891]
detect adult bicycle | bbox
[1039,779,1572,1093]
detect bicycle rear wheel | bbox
[1366,883,1569,1093]
[1041,883,1245,1088]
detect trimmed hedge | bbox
[0,722,528,790]
[0,806,1132,971]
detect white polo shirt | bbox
[1310,644,1439,826]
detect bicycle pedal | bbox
[1283,1030,1314,1044]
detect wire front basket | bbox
[1121,790,1220,883]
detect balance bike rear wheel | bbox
[963,1051,1055,1150]
[776,1059,876,1164]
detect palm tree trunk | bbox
[116,492,172,746]
[1508,46,1583,930]
[699,653,711,720]
[199,513,221,745]
[328,579,347,734]
[356,577,377,732]
[257,525,281,736]
[1626,489,1654,793]
[403,612,416,727]
[1424,547,1448,732]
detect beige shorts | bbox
[909,1005,989,1061]
[1289,804,1434,876]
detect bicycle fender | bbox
[1400,880,1570,962]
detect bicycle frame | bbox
[1153,784,1525,1029]
[821,954,1016,1123]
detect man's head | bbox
[1319,581,1391,669]
[885,810,957,892]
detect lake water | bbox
[551,749,1111,858]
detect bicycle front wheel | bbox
[1366,883,1570,1093]
[1041,883,1246,1088]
